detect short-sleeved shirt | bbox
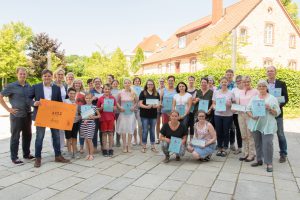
[139,90,160,118]
[97,95,116,122]
[173,93,192,113]
[1,81,31,117]
[160,123,188,139]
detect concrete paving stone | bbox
[148,164,178,177]
[172,183,209,200]
[292,167,300,178]
[276,189,300,200]
[137,161,158,170]
[133,173,167,189]
[60,163,87,173]
[146,155,165,164]
[0,169,13,179]
[178,161,200,171]
[123,168,147,179]
[31,161,66,174]
[204,160,224,168]
[159,179,184,192]
[274,179,299,192]
[206,191,232,200]
[234,180,275,200]
[197,164,222,173]
[104,177,134,191]
[23,188,59,200]
[0,182,39,199]
[217,172,238,182]
[239,172,273,184]
[296,178,300,189]
[0,170,37,187]
[273,171,295,181]
[111,154,131,162]
[100,163,134,177]
[23,168,75,189]
[72,174,115,193]
[211,155,227,162]
[112,185,153,200]
[0,165,8,171]
[211,180,236,195]
[74,167,103,179]
[94,159,118,169]
[168,168,192,182]
[7,162,33,173]
[240,163,273,177]
[146,188,175,200]
[273,162,292,173]
[48,188,89,200]
[49,176,84,191]
[121,155,150,166]
[86,188,118,200]
[186,170,217,187]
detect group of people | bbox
[0,66,288,172]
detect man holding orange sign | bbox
[29,69,70,168]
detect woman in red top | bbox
[97,84,117,157]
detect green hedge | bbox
[137,66,300,109]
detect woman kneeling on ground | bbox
[160,110,187,163]
[187,111,217,161]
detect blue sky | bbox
[0,0,299,56]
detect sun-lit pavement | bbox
[0,106,300,199]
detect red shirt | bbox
[97,95,116,122]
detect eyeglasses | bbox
[147,84,154,86]
[198,115,205,118]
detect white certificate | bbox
[94,93,103,98]
[231,104,246,112]
[146,99,159,105]
[277,96,285,103]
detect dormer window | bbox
[178,36,186,49]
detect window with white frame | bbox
[240,27,248,43]
[263,58,273,67]
[167,63,172,73]
[289,34,296,48]
[178,36,186,49]
[190,59,197,72]
[264,23,274,45]
[288,60,297,70]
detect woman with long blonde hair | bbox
[116,78,138,153]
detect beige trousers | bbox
[238,113,255,157]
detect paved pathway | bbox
[0,106,300,199]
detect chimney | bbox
[212,0,223,24]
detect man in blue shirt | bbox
[0,67,34,165]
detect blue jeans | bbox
[214,115,233,149]
[35,126,61,158]
[276,118,287,156]
[141,117,157,145]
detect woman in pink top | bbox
[235,76,258,162]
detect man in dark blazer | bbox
[29,69,70,168]
[266,66,289,163]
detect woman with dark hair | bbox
[194,77,214,125]
[172,82,192,127]
[132,77,143,145]
[187,111,217,161]
[160,110,187,163]
[139,79,160,153]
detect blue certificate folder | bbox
[122,101,133,115]
[81,105,94,119]
[215,97,226,112]
[103,98,114,112]
[176,105,185,117]
[252,100,266,117]
[168,136,182,154]
[133,86,142,97]
[198,100,209,113]
[269,88,282,97]
[162,97,173,112]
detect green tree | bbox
[198,34,248,70]
[130,47,145,73]
[65,55,87,77]
[28,33,65,77]
[281,0,300,26]
[0,22,33,87]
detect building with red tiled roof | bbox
[139,0,300,75]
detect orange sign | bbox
[34,99,76,130]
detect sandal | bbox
[151,146,158,153]
[220,151,227,157]
[141,147,147,153]
[216,151,222,156]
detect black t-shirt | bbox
[139,90,160,118]
[160,122,188,139]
